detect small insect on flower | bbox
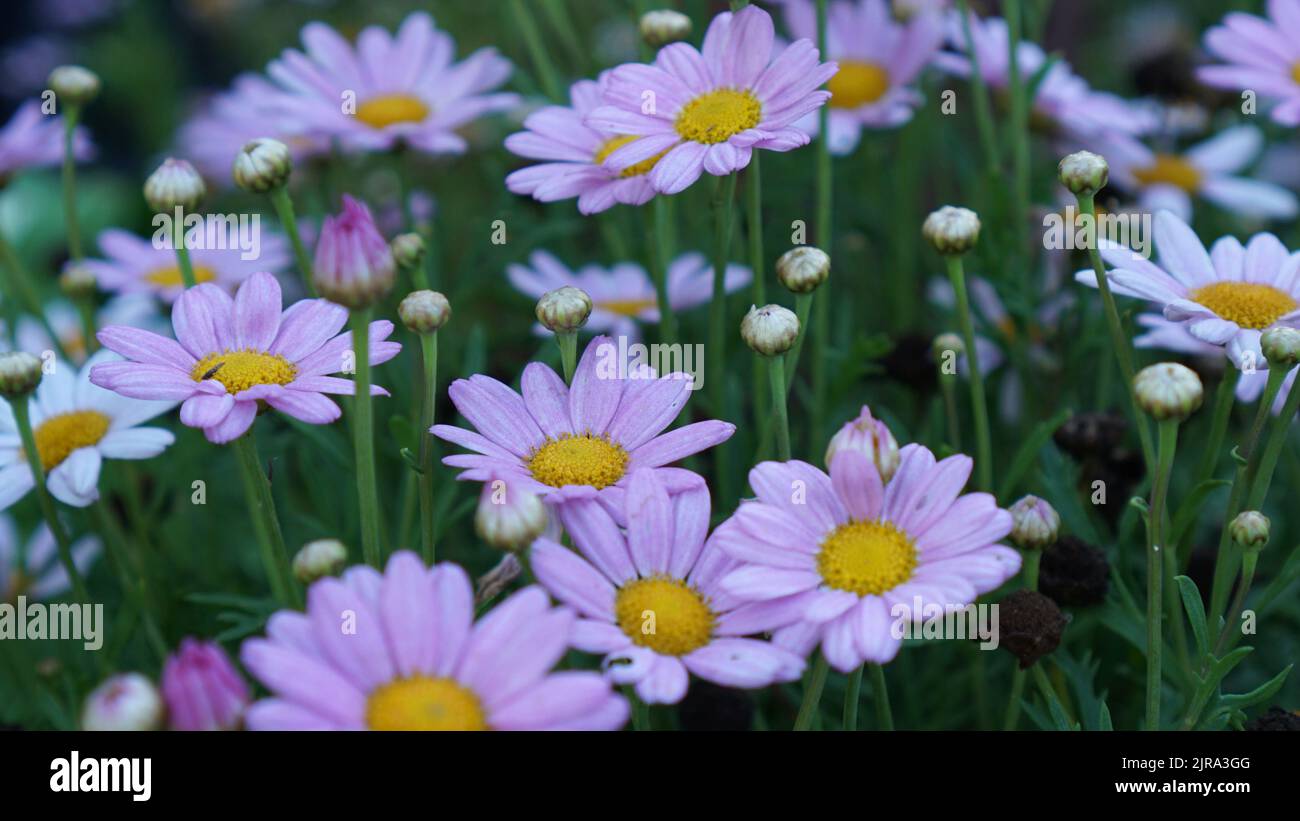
[240,552,629,730]
[90,271,400,444]
[0,351,175,510]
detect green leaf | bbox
[997,407,1072,499]
[1098,700,1113,731]
[1220,664,1293,711]
[1175,575,1210,658]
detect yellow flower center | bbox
[1189,282,1299,330]
[145,264,216,288]
[614,576,715,656]
[828,60,891,108]
[599,297,658,317]
[593,135,669,178]
[365,676,487,731]
[1132,154,1201,193]
[1293,61,1300,85]
[354,93,430,129]
[674,88,762,144]
[30,410,111,472]
[526,433,629,489]
[817,519,918,596]
[190,350,297,394]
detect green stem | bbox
[783,292,814,394]
[1213,551,1259,657]
[1076,192,1155,471]
[869,663,894,730]
[94,500,166,661]
[11,398,88,603]
[812,0,832,449]
[350,309,382,567]
[418,332,439,564]
[1193,367,1240,485]
[231,433,296,607]
[1145,420,1179,731]
[768,355,791,461]
[628,689,651,730]
[1208,367,1284,636]
[60,107,84,262]
[945,255,992,491]
[1244,366,1300,510]
[1004,0,1030,292]
[172,215,198,289]
[843,664,863,730]
[709,174,737,419]
[649,197,677,345]
[957,0,1002,176]
[269,187,317,297]
[746,155,765,306]
[940,372,963,450]
[793,652,829,730]
[510,0,565,100]
[556,331,578,385]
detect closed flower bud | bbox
[536,286,593,333]
[932,331,964,358]
[639,9,692,48]
[1229,510,1270,552]
[232,138,292,193]
[82,673,164,731]
[1134,362,1203,421]
[0,351,43,398]
[776,246,830,294]
[59,263,97,299]
[825,405,900,482]
[922,206,980,255]
[998,589,1067,669]
[313,195,396,309]
[292,538,347,584]
[391,232,425,269]
[741,304,799,356]
[1261,326,1300,368]
[1009,495,1060,550]
[474,476,548,552]
[144,158,205,213]
[161,638,251,731]
[1058,151,1109,197]
[48,65,100,107]
[398,290,451,334]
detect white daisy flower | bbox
[0,350,176,510]
[1098,126,1298,222]
[1075,210,1300,372]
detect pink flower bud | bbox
[161,638,251,731]
[825,405,901,482]
[312,195,396,309]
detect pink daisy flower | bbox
[263,12,519,156]
[0,99,92,181]
[1074,211,1300,372]
[587,5,837,194]
[532,469,805,704]
[935,13,1154,140]
[1197,0,1300,127]
[1095,127,1297,223]
[505,74,662,214]
[89,271,400,444]
[779,0,944,155]
[177,74,329,184]
[240,551,628,730]
[84,226,291,304]
[432,334,735,512]
[716,446,1021,672]
[506,250,752,341]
